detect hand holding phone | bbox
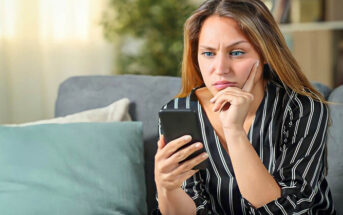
[159,109,208,169]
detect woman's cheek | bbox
[234,59,259,87]
[199,61,214,83]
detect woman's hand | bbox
[210,61,259,129]
[154,135,208,193]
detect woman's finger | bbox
[212,94,237,112]
[213,97,231,112]
[210,86,251,103]
[157,135,166,152]
[171,152,209,176]
[212,91,254,111]
[168,142,203,163]
[242,60,259,92]
[210,87,234,103]
[162,135,193,158]
[159,141,205,174]
[159,142,203,173]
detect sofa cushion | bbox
[327,85,343,213]
[8,98,131,126]
[0,122,146,215]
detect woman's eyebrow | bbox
[199,40,249,50]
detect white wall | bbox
[0,0,114,124]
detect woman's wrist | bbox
[224,126,248,148]
[157,186,179,199]
[223,124,245,135]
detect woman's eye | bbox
[202,52,214,57]
[230,50,245,56]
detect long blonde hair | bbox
[177,0,325,103]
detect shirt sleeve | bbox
[182,171,212,215]
[242,95,329,214]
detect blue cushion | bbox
[0,122,146,215]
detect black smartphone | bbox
[158,109,208,170]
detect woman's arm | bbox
[218,93,329,213]
[228,97,329,213]
[223,128,281,208]
[157,187,196,215]
[211,61,280,207]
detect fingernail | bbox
[195,143,201,148]
[202,153,208,158]
[256,61,260,67]
[184,135,192,141]
[210,98,215,103]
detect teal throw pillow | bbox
[0,122,146,215]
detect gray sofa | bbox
[55,74,343,214]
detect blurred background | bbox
[0,0,342,124]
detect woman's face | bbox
[197,15,264,96]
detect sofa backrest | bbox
[327,85,343,212]
[312,82,332,100]
[55,75,181,214]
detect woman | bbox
[154,0,336,214]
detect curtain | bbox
[0,0,114,124]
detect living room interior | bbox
[0,0,342,214]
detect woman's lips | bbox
[213,82,237,90]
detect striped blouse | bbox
[155,77,336,214]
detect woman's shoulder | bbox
[280,88,328,121]
[267,78,327,117]
[293,92,327,116]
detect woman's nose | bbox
[214,53,230,75]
